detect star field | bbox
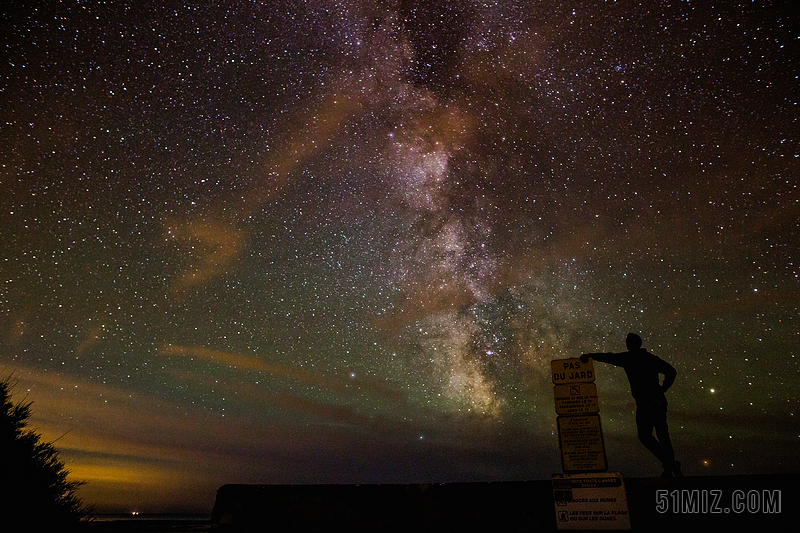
[1,0,798,513]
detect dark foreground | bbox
[83,516,210,533]
[82,474,793,532]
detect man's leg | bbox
[636,406,665,461]
[654,406,682,477]
[653,410,674,466]
[636,401,675,476]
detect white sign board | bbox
[554,383,599,415]
[551,358,595,385]
[553,472,631,530]
[557,414,607,472]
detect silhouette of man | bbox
[581,333,682,477]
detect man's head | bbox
[626,333,643,351]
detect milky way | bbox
[1,0,797,512]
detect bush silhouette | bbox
[1,376,91,530]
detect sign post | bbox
[550,357,606,473]
[550,357,630,530]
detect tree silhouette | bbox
[1,376,91,530]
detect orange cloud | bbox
[161,81,364,296]
[5,367,231,511]
[374,279,478,334]
[75,324,105,355]
[159,344,403,404]
[164,218,245,296]
[241,86,364,216]
[164,365,378,428]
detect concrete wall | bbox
[211,475,793,531]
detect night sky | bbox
[2,0,797,513]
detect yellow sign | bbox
[553,472,631,530]
[551,357,606,474]
[554,383,599,415]
[551,358,595,384]
[557,414,607,473]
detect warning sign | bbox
[551,358,595,385]
[551,357,606,475]
[553,472,631,530]
[557,414,607,472]
[554,383,599,415]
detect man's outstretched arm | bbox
[580,352,619,365]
